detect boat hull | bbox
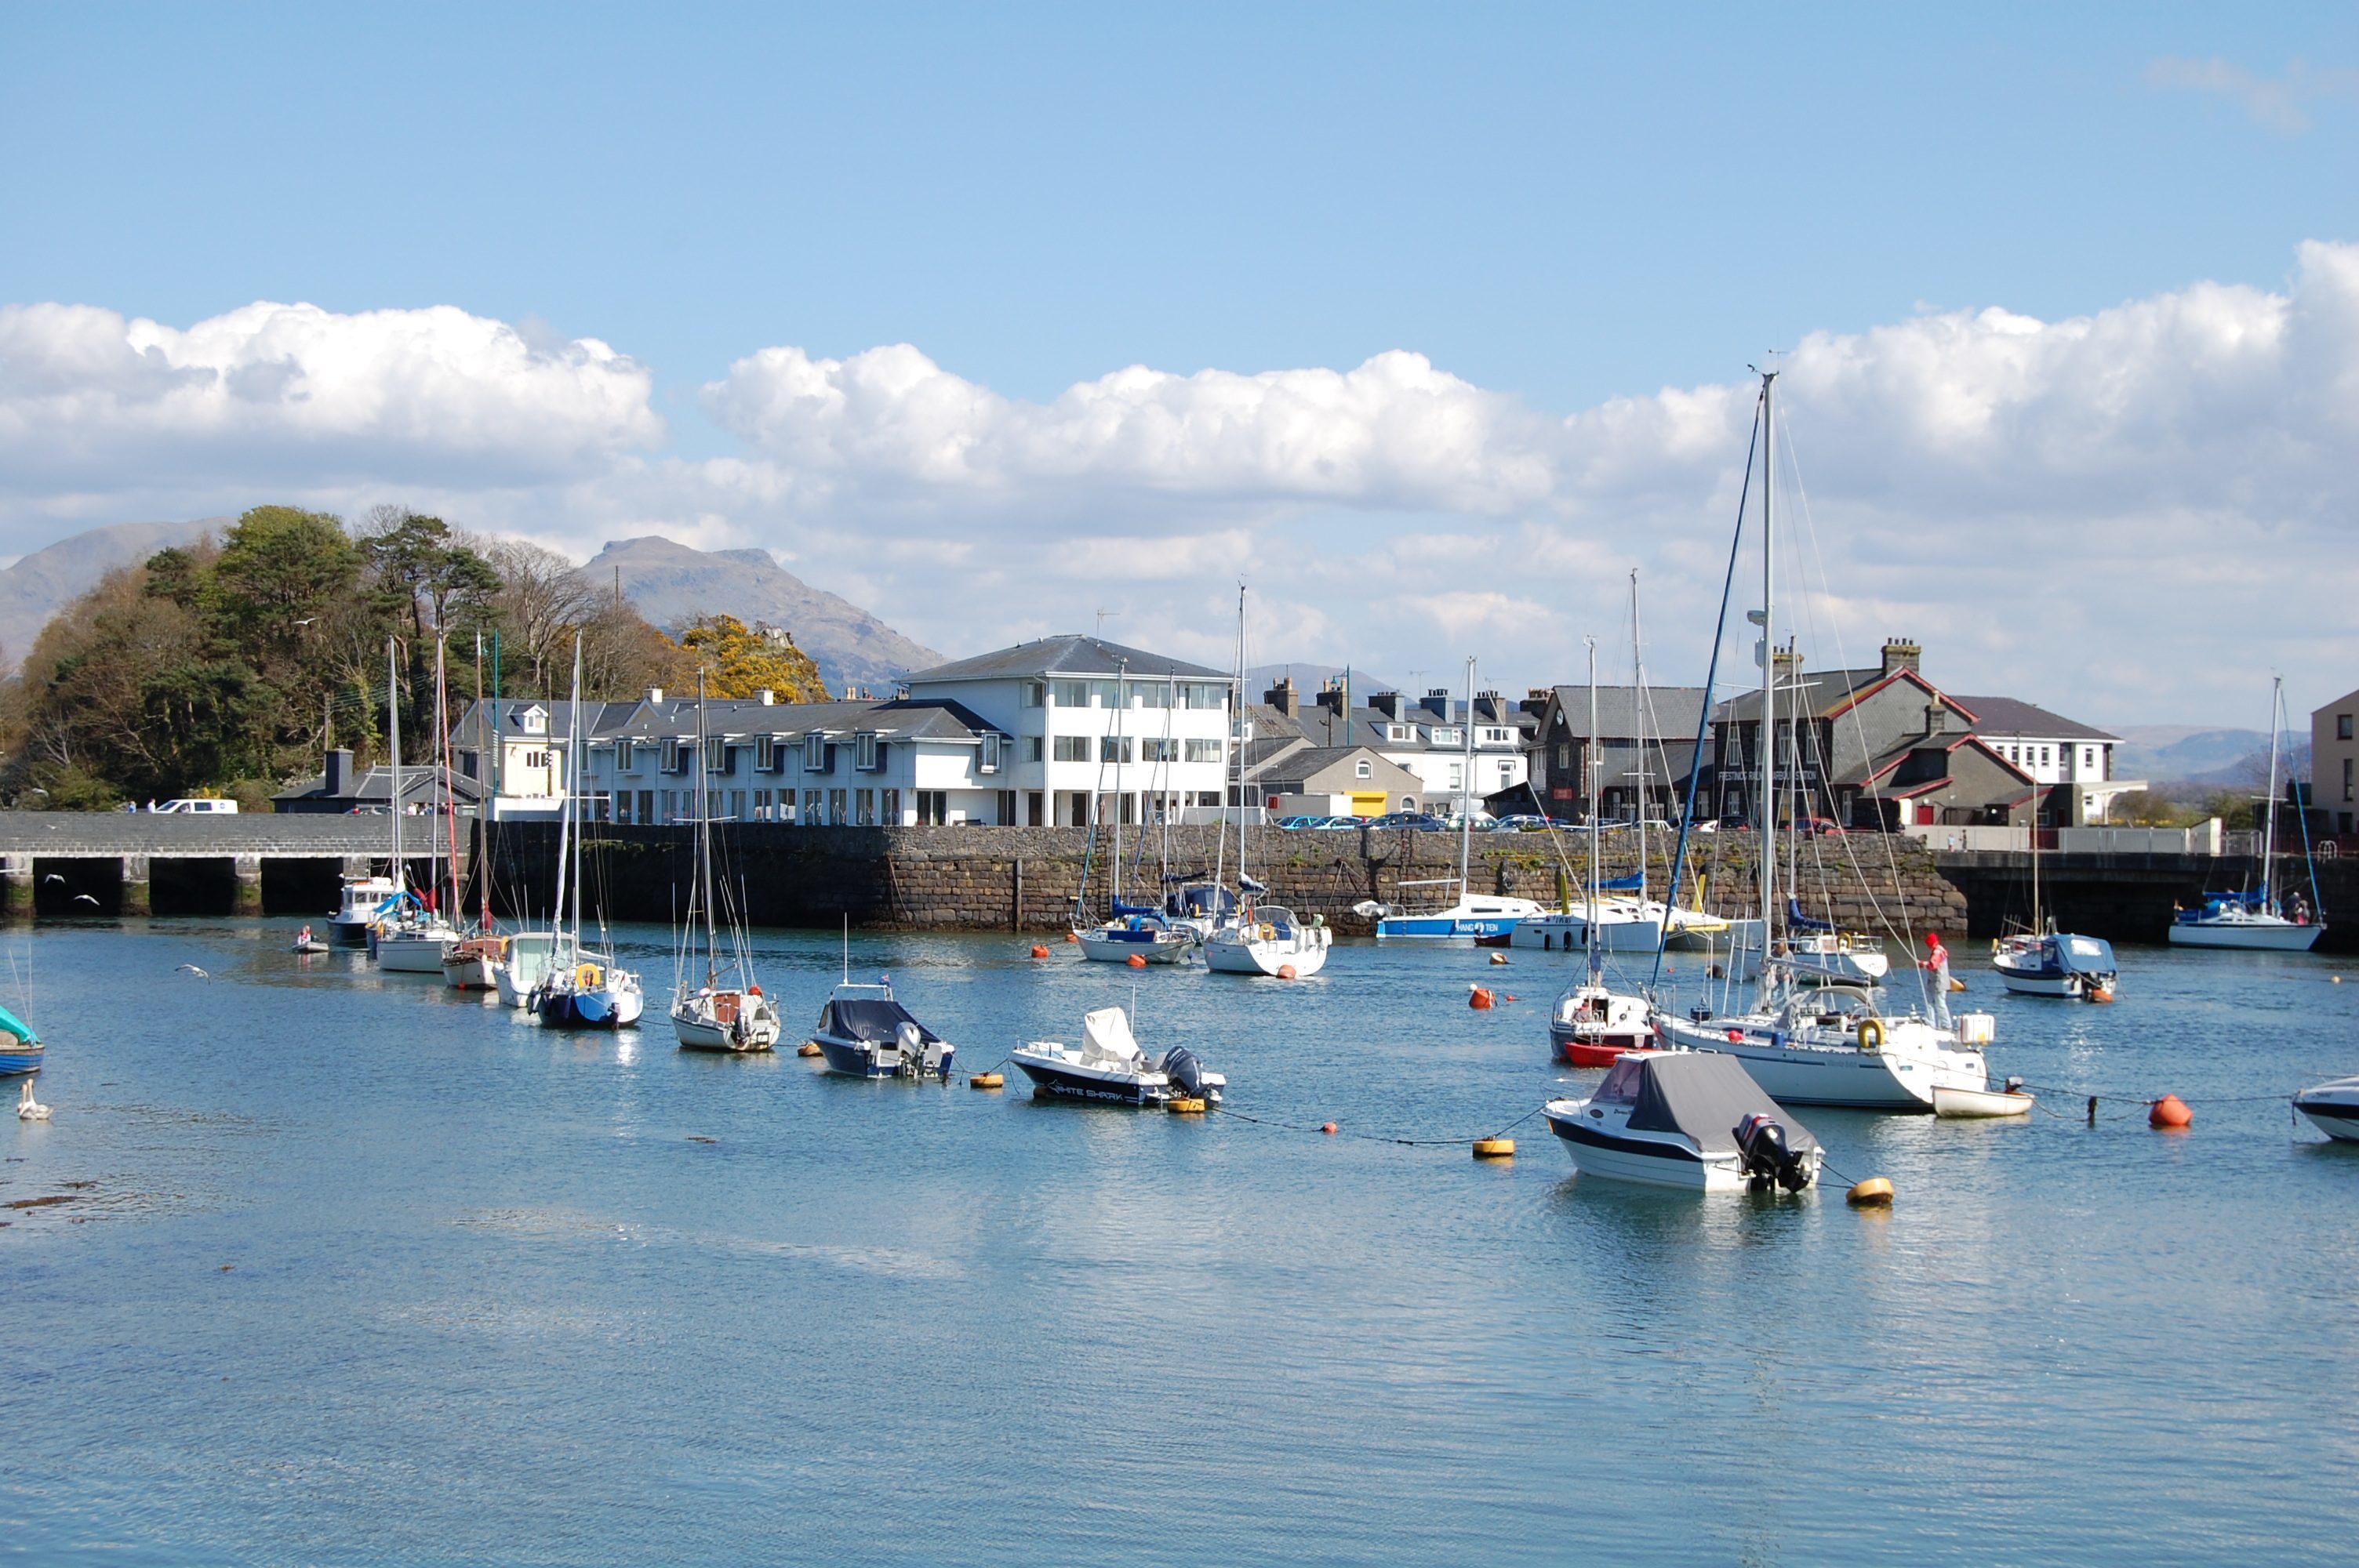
[537,985,644,1029]
[1654,1016,1982,1111]
[1550,1025,1652,1069]
[1932,1084,2034,1118]
[2296,1102,2359,1142]
[674,1007,778,1053]
[0,1044,42,1076]
[1203,933,1331,975]
[1078,932,1190,964]
[375,931,459,971]
[1011,1054,1169,1105]
[1510,915,1666,953]
[1543,1105,1738,1191]
[2168,920,2324,951]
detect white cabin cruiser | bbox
[1654,982,1993,1112]
[491,932,561,1008]
[1993,931,2117,999]
[329,874,399,946]
[810,979,952,1080]
[1543,1050,1823,1192]
[1012,1006,1222,1107]
[2293,1076,2359,1142]
[1204,905,1331,976]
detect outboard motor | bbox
[1159,1046,1209,1101]
[1733,1112,1812,1193]
[894,1020,922,1074]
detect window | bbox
[615,740,634,771]
[2346,757,2354,802]
[705,737,727,774]
[1025,736,1045,763]
[755,735,777,771]
[1027,791,1044,826]
[998,789,1016,825]
[1354,759,1372,779]
[638,790,652,825]
[916,789,947,825]
[612,789,631,823]
[2342,714,2354,741]
[2041,746,2052,765]
[1184,739,1220,763]
[1088,679,1121,708]
[804,732,829,770]
[1499,760,1514,782]
[1023,681,1045,708]
[881,787,901,822]
[2081,747,2094,771]
[801,788,822,822]
[1053,735,1090,763]
[1387,724,1412,742]
[1434,728,1462,746]
[1051,680,1089,708]
[1180,682,1228,710]
[1100,735,1132,764]
[1555,743,1570,769]
[827,788,848,825]
[856,788,876,825]
[980,733,1002,774]
[730,790,746,819]
[661,739,687,773]
[855,733,880,771]
[1129,680,1172,708]
[523,750,551,770]
[1140,737,1176,762]
[754,789,771,819]
[1449,764,1464,788]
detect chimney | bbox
[1521,688,1551,719]
[325,747,352,797]
[1263,677,1299,718]
[1421,688,1452,720]
[1882,638,1921,677]
[1370,691,1408,722]
[758,688,776,706]
[1925,702,1947,736]
[1475,689,1504,721]
[1315,683,1345,718]
[645,686,664,704]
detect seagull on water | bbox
[176,964,211,980]
[18,1081,49,1121]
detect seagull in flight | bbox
[71,894,99,907]
[176,964,211,980]
[41,873,63,886]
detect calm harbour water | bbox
[5,919,2357,1565]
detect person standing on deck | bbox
[1920,931,1954,1027]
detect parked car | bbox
[151,797,238,815]
[1372,811,1448,833]
[1488,813,1566,833]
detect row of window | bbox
[1022,680,1230,710]
[1994,742,2099,773]
[605,731,1009,778]
[608,786,957,826]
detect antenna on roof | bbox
[1096,608,1118,636]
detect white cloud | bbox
[2146,56,2359,135]
[5,245,2359,724]
[0,300,662,497]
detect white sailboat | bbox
[1207,586,1332,977]
[671,671,780,1051]
[374,637,462,972]
[534,635,644,1029]
[1543,643,1655,1067]
[1075,654,1196,965]
[1373,657,1545,938]
[1650,369,1993,1110]
[2169,676,2327,952]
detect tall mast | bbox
[2263,674,2284,906]
[387,637,404,896]
[1457,655,1477,898]
[438,637,457,920]
[475,630,490,931]
[1111,656,1128,905]
[696,666,717,986]
[1586,637,1601,989]
[1631,569,1648,906]
[1758,371,1778,1001]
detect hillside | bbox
[0,517,224,666]
[2111,725,2308,786]
[582,535,942,696]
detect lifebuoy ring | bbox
[1856,1018,1885,1054]
[576,962,603,991]
[1258,923,1275,942]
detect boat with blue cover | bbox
[0,1002,42,1076]
[810,978,953,1080]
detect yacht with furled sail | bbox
[671,672,781,1052]
[1542,641,1653,1068]
[533,635,644,1029]
[1373,657,1546,938]
[1074,654,1199,964]
[1648,368,1994,1110]
[373,637,463,972]
[2168,676,2327,953]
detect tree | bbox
[675,615,823,701]
[363,511,503,642]
[482,539,600,698]
[210,506,360,656]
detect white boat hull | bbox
[1203,930,1331,976]
[376,928,460,971]
[672,1000,780,1053]
[2168,920,2324,951]
[1932,1084,2034,1118]
[1509,912,1665,953]
[1654,1014,1985,1111]
[2294,1079,2359,1142]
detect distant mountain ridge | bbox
[0,517,223,666]
[2111,724,2309,786]
[583,535,943,696]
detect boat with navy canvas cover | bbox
[533,634,643,1029]
[1543,1050,1822,1192]
[810,977,954,1080]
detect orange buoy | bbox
[1126,953,1147,968]
[2149,1094,2192,1129]
[1488,952,1508,965]
[1503,994,1517,1002]
[1065,931,1079,943]
[798,1041,823,1058]
[1321,1121,1337,1135]
[2088,985,2115,1004]
[1276,964,1298,980]
[1030,943,1050,959]
[1468,985,1495,1010]
[969,1072,1004,1091]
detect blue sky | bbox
[2,5,2355,723]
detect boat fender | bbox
[1468,985,1495,1010]
[1259,923,1275,942]
[1166,1097,1207,1114]
[1126,953,1147,967]
[1472,1137,1514,1160]
[1065,931,1079,943]
[1846,1177,1894,1207]
[1276,964,1298,980]
[2149,1094,2192,1129]
[969,1072,1003,1090]
[1488,952,1508,965]
[1856,1018,1885,1054]
[576,963,603,991]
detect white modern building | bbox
[450,634,1238,829]
[1954,695,2144,825]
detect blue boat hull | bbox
[538,991,627,1029]
[0,1044,42,1076]
[1375,914,1522,939]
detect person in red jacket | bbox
[1918,931,1954,1026]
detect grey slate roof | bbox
[1710,666,1888,724]
[1542,684,1711,742]
[274,764,488,807]
[452,695,997,750]
[1949,696,2117,743]
[905,634,1226,684]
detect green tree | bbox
[364,511,503,642]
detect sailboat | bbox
[375,637,463,972]
[1076,656,1194,964]
[446,633,514,990]
[671,671,782,1051]
[1648,369,1994,1111]
[1545,641,1655,1066]
[1372,657,1546,939]
[534,635,645,1028]
[2169,676,2328,952]
[1991,793,2118,997]
[1207,586,1331,976]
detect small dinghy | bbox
[1932,1078,2035,1118]
[1012,1005,1222,1107]
[2293,1076,2359,1143]
[1543,1050,1821,1193]
[289,924,331,955]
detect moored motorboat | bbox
[2293,1076,2359,1142]
[1932,1079,2035,1118]
[1077,912,1194,964]
[1993,931,2117,999]
[810,978,952,1079]
[329,874,398,946]
[1012,1006,1221,1106]
[1549,983,1652,1068]
[1543,1050,1822,1192]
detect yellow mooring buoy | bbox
[1166,1097,1207,1114]
[1846,1177,1895,1207]
[969,1072,1004,1091]
[1472,1138,1515,1160]
[797,1041,823,1058]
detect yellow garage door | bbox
[1348,792,1387,817]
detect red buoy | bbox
[1469,985,1495,1010]
[1277,964,1298,980]
[1029,944,1050,959]
[2149,1094,2192,1129]
[1321,1121,1337,1135]
[1126,953,1147,968]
